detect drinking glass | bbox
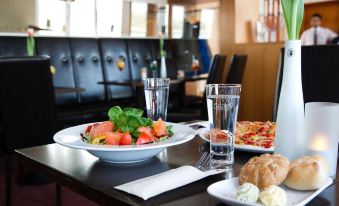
[144,78,170,121]
[206,84,241,167]
[191,55,200,78]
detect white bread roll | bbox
[284,155,329,190]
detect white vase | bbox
[160,56,167,78]
[275,40,305,161]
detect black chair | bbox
[99,38,133,100]
[0,36,29,56]
[167,54,227,122]
[272,46,339,121]
[225,55,248,84]
[69,38,108,123]
[200,54,247,119]
[127,39,155,79]
[0,56,58,206]
[36,37,78,106]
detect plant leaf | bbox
[123,107,143,117]
[108,106,123,120]
[295,0,304,39]
[281,0,292,39]
[281,0,304,40]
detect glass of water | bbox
[206,84,241,167]
[144,78,170,121]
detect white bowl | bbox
[54,122,195,163]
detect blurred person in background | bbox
[301,13,337,46]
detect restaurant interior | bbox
[0,0,339,205]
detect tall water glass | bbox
[206,84,241,167]
[144,78,170,121]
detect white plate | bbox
[207,177,333,206]
[54,122,195,163]
[198,128,274,153]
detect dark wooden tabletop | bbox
[15,136,339,206]
[54,87,85,94]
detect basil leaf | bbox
[108,106,123,120]
[123,107,143,117]
[131,130,141,139]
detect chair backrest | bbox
[70,38,105,104]
[272,48,284,121]
[225,54,248,84]
[273,45,339,121]
[127,39,155,79]
[206,54,227,84]
[200,54,227,120]
[36,37,78,106]
[0,36,28,56]
[0,56,57,153]
[99,38,132,99]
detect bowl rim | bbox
[53,122,196,151]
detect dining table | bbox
[54,86,85,94]
[15,122,339,206]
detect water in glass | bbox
[207,94,240,166]
[144,86,169,120]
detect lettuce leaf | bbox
[107,106,153,139]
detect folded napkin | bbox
[115,165,225,200]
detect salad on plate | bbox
[81,106,173,146]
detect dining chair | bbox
[0,56,58,206]
[200,54,248,120]
[272,45,339,121]
[225,54,248,84]
[167,54,227,122]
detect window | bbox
[96,0,123,36]
[199,9,214,39]
[172,6,185,38]
[37,0,66,35]
[130,2,148,37]
[69,0,96,36]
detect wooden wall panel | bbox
[219,0,283,121]
[221,43,283,121]
[302,1,339,33]
[235,0,258,43]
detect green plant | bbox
[160,38,167,57]
[281,0,304,40]
[26,28,35,56]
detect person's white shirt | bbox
[301,27,337,45]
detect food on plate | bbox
[210,129,231,143]
[284,155,329,190]
[239,153,290,189]
[235,121,275,149]
[89,121,115,139]
[259,185,286,206]
[81,106,173,146]
[203,121,276,149]
[236,183,259,203]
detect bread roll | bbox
[284,155,329,190]
[239,153,290,189]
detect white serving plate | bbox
[198,128,274,153]
[207,177,333,206]
[54,122,195,163]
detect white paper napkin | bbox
[114,165,225,200]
